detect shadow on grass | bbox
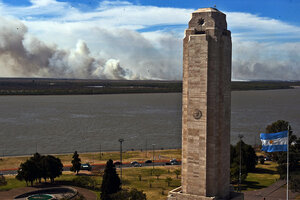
[240,180,267,190]
[252,167,277,174]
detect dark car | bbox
[80,163,92,171]
[133,163,142,167]
[264,156,272,161]
[131,161,142,167]
[145,160,152,164]
[170,159,179,165]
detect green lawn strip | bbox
[0,176,27,191]
[241,161,280,191]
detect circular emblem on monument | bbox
[198,18,205,26]
[193,109,202,120]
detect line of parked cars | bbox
[114,159,179,167]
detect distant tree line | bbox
[16,153,63,186]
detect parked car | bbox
[131,161,139,166]
[145,160,152,164]
[170,159,179,165]
[80,163,92,171]
[264,156,272,161]
[133,162,142,167]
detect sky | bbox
[0,0,299,80]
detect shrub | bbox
[111,188,146,200]
[0,175,7,186]
[72,176,96,188]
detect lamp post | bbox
[152,144,155,170]
[238,134,244,192]
[119,139,124,184]
[99,144,102,159]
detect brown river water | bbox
[0,89,299,156]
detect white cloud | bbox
[30,0,60,7]
[227,12,300,41]
[0,0,299,80]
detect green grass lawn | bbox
[0,176,27,191]
[1,166,181,200]
[1,151,294,199]
[240,161,280,191]
[121,166,181,200]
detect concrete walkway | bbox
[244,180,299,200]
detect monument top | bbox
[193,7,224,14]
[188,7,227,32]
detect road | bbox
[0,161,181,175]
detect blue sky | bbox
[0,0,299,80]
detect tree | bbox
[71,151,81,175]
[138,174,142,181]
[16,154,63,185]
[101,159,121,200]
[165,177,172,187]
[148,179,154,188]
[174,169,181,179]
[111,188,147,200]
[230,162,247,183]
[41,155,63,183]
[153,169,163,180]
[30,152,44,183]
[230,141,257,183]
[16,159,38,186]
[290,175,300,192]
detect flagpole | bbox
[287,125,289,200]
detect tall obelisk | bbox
[168,8,241,200]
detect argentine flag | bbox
[260,130,288,152]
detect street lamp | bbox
[119,139,124,184]
[238,134,244,192]
[152,144,155,170]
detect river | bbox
[0,89,299,156]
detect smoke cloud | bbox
[0,16,182,80]
[0,16,137,79]
[232,40,300,80]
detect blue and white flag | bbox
[260,130,288,152]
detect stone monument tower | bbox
[168,8,241,200]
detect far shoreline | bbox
[0,78,299,95]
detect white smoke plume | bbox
[232,40,300,80]
[0,16,156,80]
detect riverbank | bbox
[0,149,182,171]
[1,78,300,95]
